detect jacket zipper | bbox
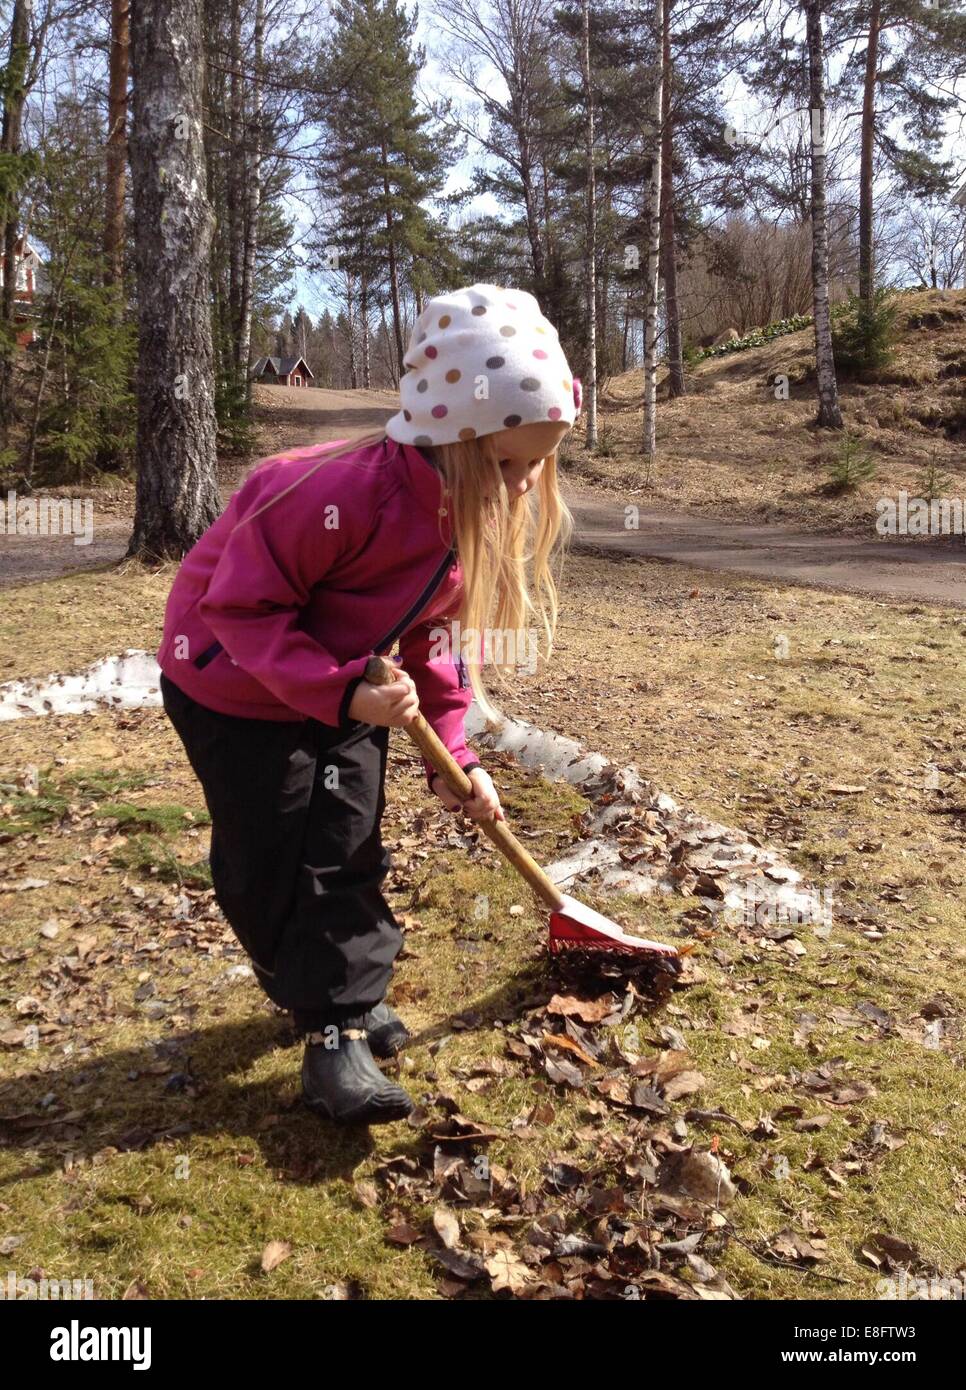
[372,546,456,655]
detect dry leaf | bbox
[663,1070,706,1101]
[546,994,616,1024]
[260,1239,292,1272]
[433,1207,462,1251]
[485,1249,534,1295]
[543,1033,598,1067]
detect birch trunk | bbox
[0,0,33,450]
[227,0,242,339]
[580,0,597,448]
[805,0,844,430]
[517,123,546,291]
[360,270,371,389]
[642,0,664,464]
[345,270,358,389]
[127,0,220,559]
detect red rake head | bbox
[548,894,679,960]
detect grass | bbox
[0,549,964,1299]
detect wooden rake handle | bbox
[363,655,565,913]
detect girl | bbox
[157,283,578,1125]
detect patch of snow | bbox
[0,649,161,720]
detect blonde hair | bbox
[425,430,572,727]
[237,427,573,729]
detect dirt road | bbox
[566,488,966,608]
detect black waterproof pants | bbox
[160,672,401,1024]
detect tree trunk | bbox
[580,0,597,448]
[345,271,358,389]
[0,0,33,450]
[238,0,264,396]
[104,0,130,290]
[203,0,230,391]
[659,0,684,398]
[805,0,844,430]
[642,0,664,463]
[227,0,243,342]
[24,230,85,484]
[379,300,398,387]
[128,0,220,560]
[857,0,880,310]
[380,139,405,378]
[359,270,371,389]
[599,170,612,369]
[621,287,630,371]
[516,119,546,292]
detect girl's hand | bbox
[432,767,506,823]
[347,665,419,728]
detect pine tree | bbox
[842,1,964,314]
[316,0,455,381]
[24,96,136,484]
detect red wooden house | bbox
[251,355,314,387]
[0,236,41,346]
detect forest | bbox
[0,0,962,557]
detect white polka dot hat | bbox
[385,283,579,448]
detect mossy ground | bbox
[0,549,963,1299]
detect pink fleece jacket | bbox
[156,436,480,788]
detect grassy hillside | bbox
[568,289,966,534]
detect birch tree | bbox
[659,0,684,398]
[642,0,663,464]
[237,0,264,394]
[804,0,843,429]
[434,0,558,297]
[857,0,880,311]
[128,0,220,559]
[0,0,35,450]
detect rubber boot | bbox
[301,1018,414,1125]
[364,1002,410,1059]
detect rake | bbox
[364,656,680,961]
